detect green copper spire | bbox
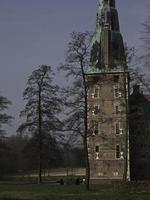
[86,0,126,74]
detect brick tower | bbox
[85,0,129,182]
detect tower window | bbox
[114,85,121,98]
[92,86,100,98]
[91,121,101,136]
[94,122,99,135]
[115,122,120,135]
[92,105,100,115]
[114,103,120,114]
[115,105,119,114]
[95,145,100,160]
[113,171,119,176]
[116,145,120,159]
[115,122,123,135]
[114,87,119,98]
[91,121,99,136]
[94,87,99,98]
[94,106,99,115]
[113,75,119,83]
[98,172,103,176]
[98,123,101,135]
[95,145,100,153]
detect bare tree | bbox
[59,31,91,190]
[0,95,12,136]
[140,5,150,69]
[134,6,150,93]
[18,65,62,184]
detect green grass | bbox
[0,183,150,200]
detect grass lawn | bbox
[0,183,150,200]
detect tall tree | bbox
[0,95,12,177]
[140,6,150,69]
[59,31,91,190]
[133,6,150,93]
[0,95,12,135]
[18,65,62,184]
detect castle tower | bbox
[85,0,129,182]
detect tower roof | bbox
[86,0,127,74]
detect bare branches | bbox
[66,31,91,64]
[18,65,63,183]
[139,6,150,68]
[59,32,92,143]
[18,65,62,135]
[124,43,136,66]
[0,95,12,135]
[59,31,91,190]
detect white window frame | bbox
[95,145,100,160]
[113,171,119,177]
[98,172,103,176]
[115,145,124,159]
[115,122,120,135]
[115,122,123,135]
[92,104,100,115]
[91,85,100,98]
[98,123,101,135]
[114,103,121,114]
[114,85,121,98]
[91,121,101,136]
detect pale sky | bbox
[0,0,149,135]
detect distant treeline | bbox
[0,134,85,178]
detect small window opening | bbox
[116,122,120,135]
[116,145,120,158]
[113,75,119,83]
[95,146,100,153]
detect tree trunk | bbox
[84,124,90,190]
[38,86,42,184]
[123,69,129,182]
[80,60,90,191]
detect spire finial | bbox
[99,0,116,8]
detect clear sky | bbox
[0,0,149,135]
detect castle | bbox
[85,0,150,183]
[85,0,129,182]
